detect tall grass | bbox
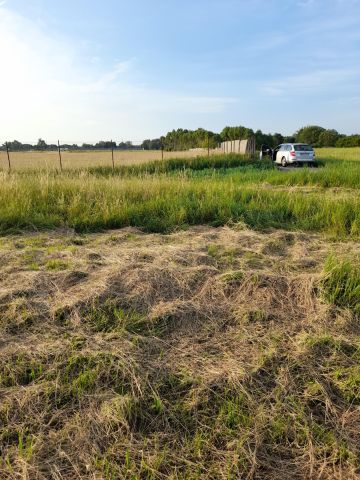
[82,152,360,190]
[0,149,359,236]
[0,170,359,236]
[321,256,360,312]
[87,153,268,176]
[188,161,360,189]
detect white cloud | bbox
[260,68,360,97]
[0,7,234,143]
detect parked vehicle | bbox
[272,143,315,166]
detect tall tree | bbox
[36,138,48,150]
[295,126,325,146]
[318,129,340,147]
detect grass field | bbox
[0,147,359,479]
[0,148,359,237]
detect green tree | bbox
[272,133,284,146]
[318,129,340,147]
[336,134,360,147]
[295,126,325,146]
[141,139,162,150]
[254,130,273,149]
[220,126,254,141]
[36,138,47,150]
[160,128,219,151]
[94,140,116,149]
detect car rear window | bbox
[294,144,313,151]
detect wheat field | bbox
[0,148,216,171]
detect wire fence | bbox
[0,136,257,172]
[0,142,225,172]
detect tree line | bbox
[0,139,142,152]
[2,125,360,152]
[147,125,360,150]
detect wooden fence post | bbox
[57,140,63,171]
[207,135,210,157]
[111,140,115,170]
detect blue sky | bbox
[0,0,359,143]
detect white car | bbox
[273,143,315,167]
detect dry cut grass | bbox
[0,225,359,479]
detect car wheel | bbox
[281,157,287,167]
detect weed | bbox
[18,432,34,461]
[45,259,70,271]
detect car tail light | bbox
[290,151,296,157]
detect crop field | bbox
[0,148,213,171]
[0,147,359,479]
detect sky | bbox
[0,0,360,144]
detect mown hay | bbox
[0,226,359,479]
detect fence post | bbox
[111,140,115,170]
[207,135,210,157]
[5,142,11,172]
[161,145,164,161]
[57,140,63,171]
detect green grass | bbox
[45,259,70,271]
[321,255,360,312]
[0,149,359,237]
[82,302,147,333]
[0,173,358,236]
[87,152,266,176]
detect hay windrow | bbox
[0,226,359,479]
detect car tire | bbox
[281,157,287,167]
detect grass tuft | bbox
[321,255,360,312]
